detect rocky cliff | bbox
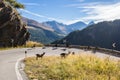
[0,1,29,47]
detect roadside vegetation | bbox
[24,41,43,47]
[24,54,120,80]
[0,41,43,50]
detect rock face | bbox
[0,1,29,47]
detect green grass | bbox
[24,54,120,80]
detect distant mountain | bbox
[22,17,94,44]
[53,19,120,51]
[42,21,87,34]
[22,17,63,44]
[66,21,87,33]
[42,21,67,34]
[88,21,95,26]
[22,17,54,31]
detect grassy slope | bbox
[24,54,120,80]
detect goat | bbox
[36,52,45,60]
[25,51,27,58]
[42,46,46,49]
[60,51,71,58]
[72,52,75,55]
[25,51,27,54]
[61,48,66,51]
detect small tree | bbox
[4,0,24,8]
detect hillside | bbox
[54,19,120,51]
[22,17,63,44]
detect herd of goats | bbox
[24,46,76,60]
[24,44,120,61]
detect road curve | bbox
[0,47,119,80]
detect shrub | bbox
[24,54,120,80]
[25,41,43,47]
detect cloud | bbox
[67,2,120,23]
[19,9,65,23]
[77,0,85,2]
[20,9,45,18]
[19,2,120,25]
[66,2,105,7]
[82,2,120,22]
[23,3,40,6]
[19,9,80,25]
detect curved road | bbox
[0,47,119,80]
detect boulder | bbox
[0,1,30,47]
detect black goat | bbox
[25,51,27,54]
[36,52,45,60]
[60,51,71,58]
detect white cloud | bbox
[77,0,85,2]
[62,19,86,25]
[19,9,79,25]
[69,2,120,23]
[66,2,105,7]
[23,3,40,6]
[20,9,87,24]
[20,2,120,25]
[84,2,120,22]
[19,9,66,23]
[20,9,45,18]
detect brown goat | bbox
[72,52,75,55]
[36,52,45,60]
[60,51,71,58]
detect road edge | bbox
[15,58,29,80]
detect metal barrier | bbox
[45,44,120,57]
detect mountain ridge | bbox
[53,19,120,51]
[42,20,89,34]
[22,17,54,31]
[22,17,63,44]
[42,21,67,34]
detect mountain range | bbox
[22,17,92,44]
[53,19,120,51]
[65,21,87,34]
[42,21,91,34]
[22,17,63,44]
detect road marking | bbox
[15,58,24,80]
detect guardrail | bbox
[45,44,120,57]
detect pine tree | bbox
[4,0,24,8]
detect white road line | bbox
[15,58,24,80]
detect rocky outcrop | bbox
[0,1,29,47]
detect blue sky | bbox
[18,0,120,24]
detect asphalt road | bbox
[0,47,119,80]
